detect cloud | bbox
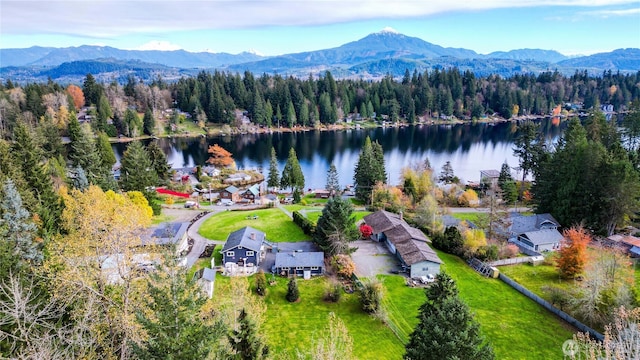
[580,7,640,17]
[136,40,182,51]
[2,0,638,38]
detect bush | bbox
[359,279,383,314]
[323,281,342,303]
[165,196,175,205]
[292,211,316,236]
[432,226,464,256]
[286,278,299,302]
[255,270,267,296]
[476,244,499,261]
[150,200,162,215]
[498,243,519,259]
[331,254,356,279]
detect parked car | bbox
[184,200,197,208]
[217,199,234,206]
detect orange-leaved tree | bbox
[207,144,234,167]
[66,84,85,109]
[557,226,590,278]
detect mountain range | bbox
[1,29,638,83]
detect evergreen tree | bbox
[299,101,309,127]
[82,73,101,106]
[123,108,142,137]
[353,137,386,203]
[0,179,40,265]
[132,255,225,359]
[405,272,494,360]
[0,140,35,212]
[325,163,340,195]
[67,120,109,188]
[143,108,156,136]
[513,121,539,193]
[286,278,300,302]
[228,309,269,360]
[146,141,171,185]
[280,147,304,191]
[119,141,158,193]
[264,100,273,128]
[438,161,456,184]
[71,166,89,191]
[95,131,116,170]
[313,196,358,255]
[255,269,267,296]
[11,122,60,237]
[497,161,513,189]
[286,100,296,128]
[267,147,280,191]
[95,94,111,132]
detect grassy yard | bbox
[499,262,576,299]
[437,251,575,359]
[198,208,308,242]
[216,275,406,359]
[151,212,176,225]
[450,212,484,224]
[380,254,576,359]
[304,210,371,225]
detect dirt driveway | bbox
[351,240,398,278]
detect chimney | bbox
[250,232,255,240]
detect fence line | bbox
[489,256,538,266]
[498,273,603,341]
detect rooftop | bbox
[222,226,265,252]
[275,252,324,268]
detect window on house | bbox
[422,268,429,271]
[226,251,234,257]
[296,267,303,270]
[281,267,289,271]
[311,266,319,270]
[238,246,243,249]
[246,251,254,256]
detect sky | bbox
[1,0,639,56]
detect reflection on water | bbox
[113,119,566,189]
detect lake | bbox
[112,119,567,189]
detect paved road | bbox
[184,210,224,268]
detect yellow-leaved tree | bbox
[45,185,152,360]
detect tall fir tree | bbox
[313,196,358,255]
[267,147,280,191]
[280,147,304,191]
[95,94,111,132]
[11,122,60,238]
[0,179,40,265]
[119,141,158,193]
[228,309,269,360]
[404,272,494,360]
[146,141,171,185]
[353,137,386,203]
[142,108,156,136]
[325,163,340,195]
[132,254,225,359]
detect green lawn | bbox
[216,276,405,359]
[450,212,484,224]
[499,262,576,299]
[437,251,575,359]
[198,208,308,242]
[151,212,176,225]
[305,210,370,225]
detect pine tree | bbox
[313,196,358,256]
[438,161,456,184]
[11,122,60,237]
[142,108,156,136]
[71,166,89,191]
[68,119,110,188]
[286,100,296,128]
[132,254,225,359]
[405,272,494,360]
[280,147,304,191]
[286,278,300,302]
[228,309,269,359]
[0,179,40,264]
[95,94,111,132]
[267,147,280,191]
[95,132,116,169]
[119,141,158,192]
[325,163,340,195]
[146,141,171,185]
[353,137,386,203]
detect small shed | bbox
[194,267,215,298]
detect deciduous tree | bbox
[207,144,235,168]
[557,226,590,279]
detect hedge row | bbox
[292,211,315,236]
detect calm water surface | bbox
[113,119,566,189]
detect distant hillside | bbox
[0,45,265,68]
[557,48,640,71]
[1,58,196,83]
[486,49,568,63]
[1,30,638,82]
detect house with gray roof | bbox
[508,213,562,253]
[274,252,325,279]
[194,267,215,298]
[363,210,443,278]
[220,185,241,203]
[141,222,190,255]
[441,215,478,230]
[222,226,266,268]
[243,184,261,203]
